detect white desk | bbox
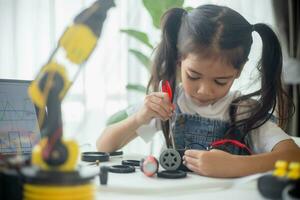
[81,154,267,200]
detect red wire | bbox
[211,139,252,154]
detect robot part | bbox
[140,156,159,177]
[99,166,109,185]
[257,160,300,199]
[159,148,181,171]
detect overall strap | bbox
[173,86,182,114]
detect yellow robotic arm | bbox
[28,0,115,171]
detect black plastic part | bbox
[157,170,187,179]
[121,159,140,167]
[109,151,123,156]
[257,174,290,199]
[74,0,116,37]
[99,166,109,185]
[140,158,145,172]
[0,169,23,200]
[81,152,110,162]
[108,165,135,173]
[45,142,68,166]
[282,183,300,200]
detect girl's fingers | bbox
[183,153,206,175]
[150,96,173,116]
[183,161,200,174]
[184,149,202,158]
[144,92,173,121]
[182,155,199,166]
[152,92,171,103]
[148,101,170,120]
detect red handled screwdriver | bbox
[159,80,175,149]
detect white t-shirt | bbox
[126,86,291,154]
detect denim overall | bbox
[171,90,252,155]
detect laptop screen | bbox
[0,79,41,155]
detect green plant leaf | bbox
[129,49,151,72]
[142,0,184,29]
[120,29,153,49]
[106,109,128,126]
[126,83,147,93]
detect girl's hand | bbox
[135,92,174,125]
[183,149,235,177]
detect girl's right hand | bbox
[134,92,174,125]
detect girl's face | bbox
[180,53,241,106]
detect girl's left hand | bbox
[183,149,235,177]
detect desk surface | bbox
[80,154,267,200]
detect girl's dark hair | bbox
[147,5,293,147]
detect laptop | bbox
[0,79,42,158]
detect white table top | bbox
[80,154,267,200]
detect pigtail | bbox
[147,8,186,148]
[253,23,293,129]
[229,23,292,136]
[147,8,187,93]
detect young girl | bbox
[97,4,300,178]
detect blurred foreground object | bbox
[22,1,115,200]
[257,160,300,199]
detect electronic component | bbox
[140,155,159,177]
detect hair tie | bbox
[252,24,256,32]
